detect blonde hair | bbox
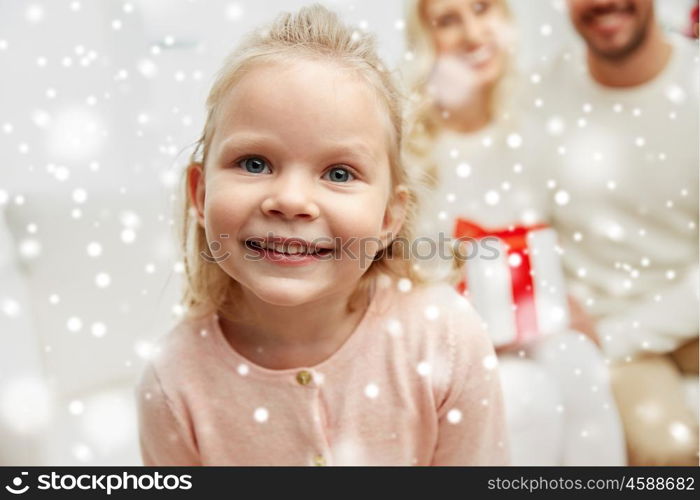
[180,4,431,322]
[403,0,515,181]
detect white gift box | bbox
[454,219,571,347]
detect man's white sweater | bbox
[540,34,699,361]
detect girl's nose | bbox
[260,172,320,221]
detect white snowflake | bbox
[456,162,471,178]
[2,299,21,318]
[424,305,440,320]
[397,278,412,293]
[68,400,85,415]
[506,133,523,149]
[90,322,107,338]
[25,4,44,23]
[95,272,111,288]
[554,190,570,206]
[364,383,379,399]
[447,409,462,424]
[482,355,498,370]
[484,190,500,206]
[416,362,431,377]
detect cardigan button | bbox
[296,370,313,386]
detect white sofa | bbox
[1,185,182,465]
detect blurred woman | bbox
[404,0,626,465]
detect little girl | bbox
[136,5,509,466]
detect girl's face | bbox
[422,0,511,103]
[189,60,404,308]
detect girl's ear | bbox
[379,185,409,249]
[187,162,206,227]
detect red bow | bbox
[454,218,549,345]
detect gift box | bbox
[454,218,571,348]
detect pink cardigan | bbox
[136,277,510,466]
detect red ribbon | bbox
[454,218,549,345]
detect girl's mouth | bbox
[244,240,334,257]
[244,239,334,265]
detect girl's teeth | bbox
[258,242,310,254]
[282,243,305,254]
[251,240,326,255]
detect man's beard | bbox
[583,9,653,62]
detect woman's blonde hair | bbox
[403,0,515,180]
[180,4,432,322]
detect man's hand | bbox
[568,296,601,347]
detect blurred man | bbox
[539,0,699,465]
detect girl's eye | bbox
[238,157,271,174]
[324,166,355,183]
